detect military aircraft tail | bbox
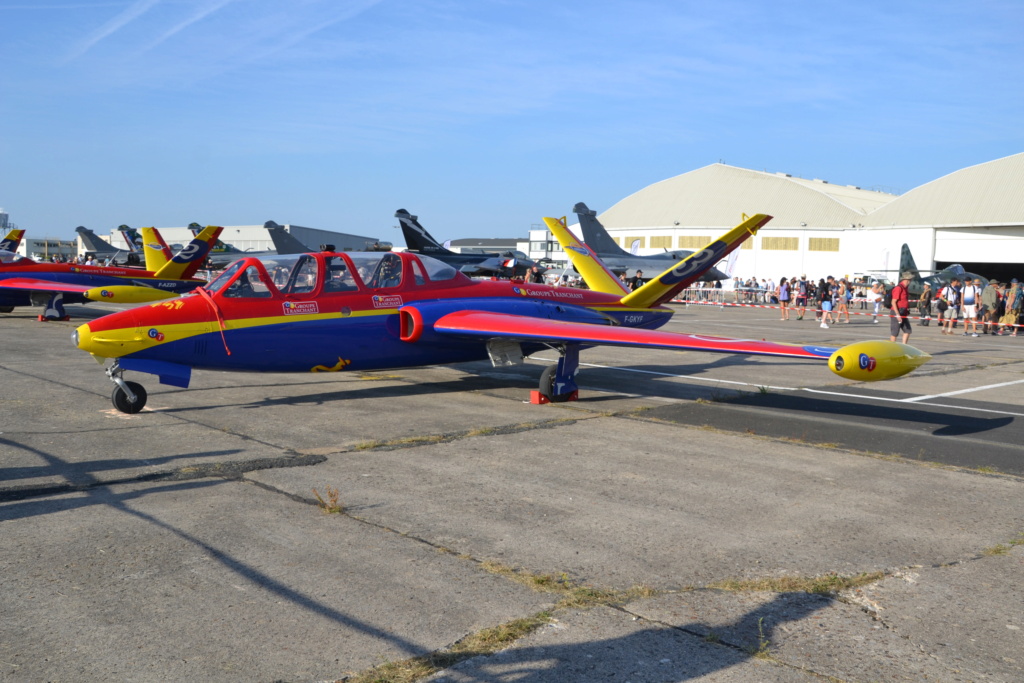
[620,214,771,309]
[153,226,223,280]
[139,228,174,272]
[396,209,454,256]
[75,226,121,255]
[573,203,633,258]
[0,229,25,252]
[188,222,244,254]
[265,221,311,255]
[118,226,143,253]
[541,216,629,295]
[899,244,922,281]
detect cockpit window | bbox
[323,255,359,292]
[410,258,426,286]
[209,255,321,298]
[222,264,274,298]
[415,254,458,282]
[282,255,319,294]
[204,260,245,294]
[0,250,28,264]
[349,252,403,289]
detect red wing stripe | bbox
[433,311,834,360]
[0,278,94,293]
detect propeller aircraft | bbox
[0,226,222,320]
[73,213,931,414]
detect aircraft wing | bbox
[0,278,97,294]
[432,310,931,381]
[0,277,176,303]
[433,310,835,360]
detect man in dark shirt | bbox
[889,272,913,343]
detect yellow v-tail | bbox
[541,216,629,295]
[152,225,223,280]
[620,214,771,309]
[140,227,173,272]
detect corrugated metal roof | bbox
[598,163,898,229]
[863,152,1024,227]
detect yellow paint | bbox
[311,357,352,372]
[84,286,177,304]
[828,341,931,381]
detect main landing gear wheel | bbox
[539,365,571,403]
[111,381,148,414]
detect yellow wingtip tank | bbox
[828,341,931,381]
[83,285,178,304]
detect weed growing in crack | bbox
[749,617,772,659]
[312,486,344,514]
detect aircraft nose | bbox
[73,316,148,358]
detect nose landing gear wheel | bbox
[112,381,147,414]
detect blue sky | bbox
[1,0,1021,243]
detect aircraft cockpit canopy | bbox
[0,250,30,265]
[203,251,462,299]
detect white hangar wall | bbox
[576,153,1024,281]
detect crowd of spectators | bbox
[732,274,1023,336]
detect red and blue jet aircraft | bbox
[73,213,930,413]
[0,226,222,320]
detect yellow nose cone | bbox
[74,322,149,358]
[829,341,931,381]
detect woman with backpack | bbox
[835,279,851,324]
[1001,279,1022,336]
[818,278,833,328]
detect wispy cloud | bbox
[65,0,161,61]
[144,0,236,53]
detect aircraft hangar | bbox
[550,152,1024,283]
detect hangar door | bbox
[934,227,1024,282]
[933,227,1024,263]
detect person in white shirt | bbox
[961,278,981,336]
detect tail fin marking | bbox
[139,227,173,272]
[0,229,25,252]
[396,209,454,255]
[153,226,223,280]
[620,214,771,309]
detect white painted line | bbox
[532,357,1024,418]
[901,378,1024,403]
[775,388,1024,417]
[531,356,796,391]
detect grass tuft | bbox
[706,571,885,595]
[312,486,344,514]
[344,612,553,683]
